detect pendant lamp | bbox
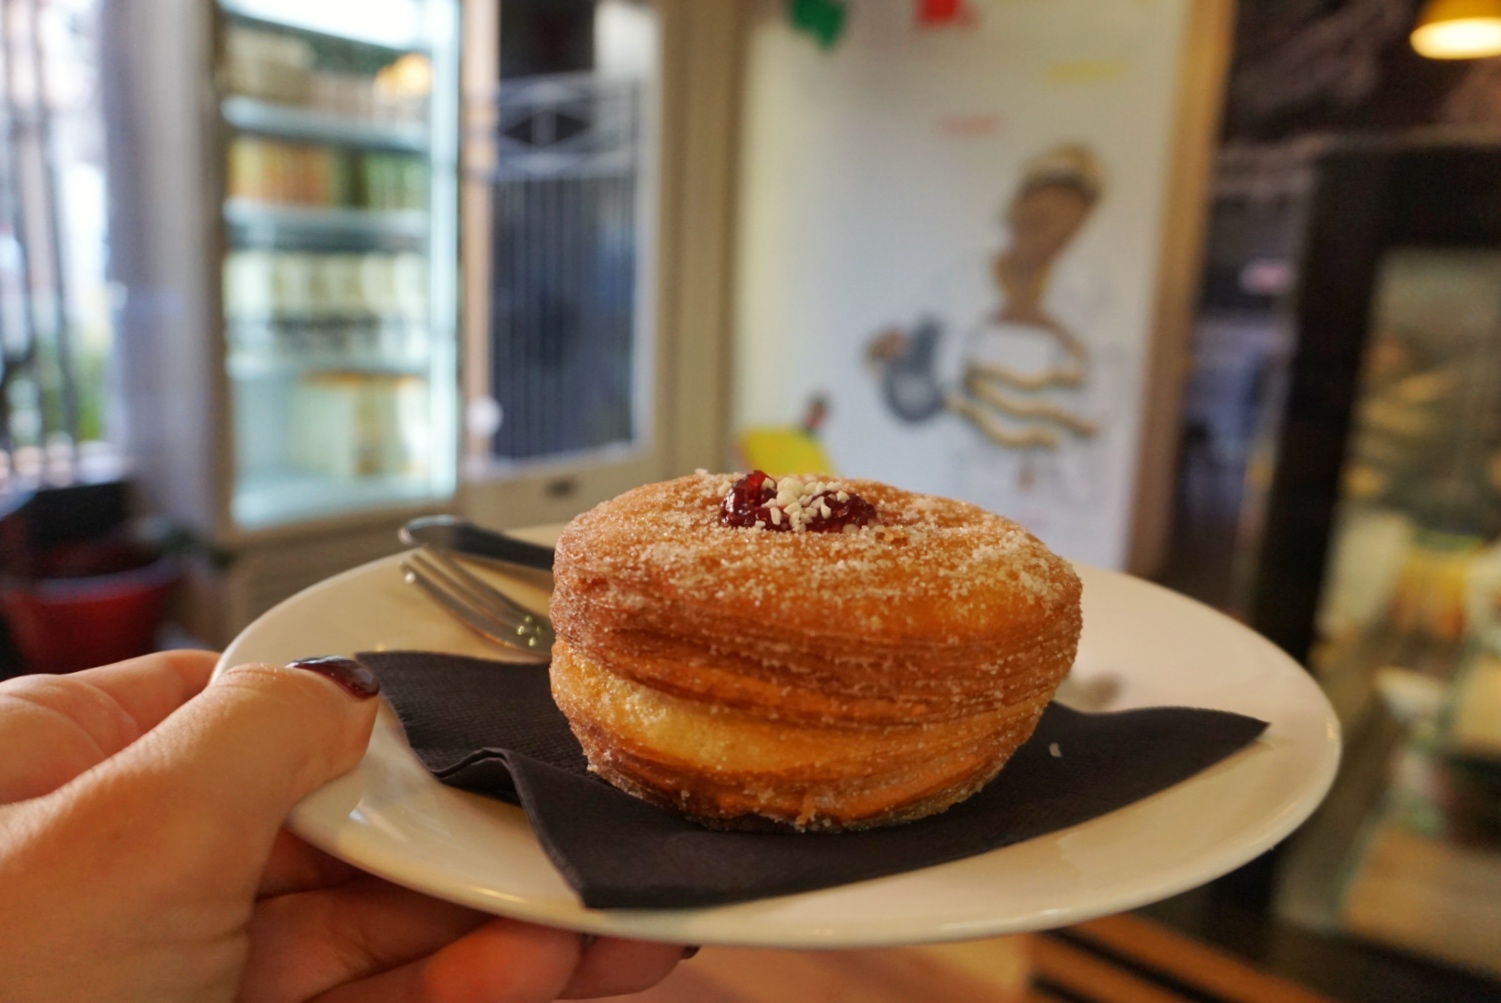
[1412,0,1501,59]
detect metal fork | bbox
[400,546,554,658]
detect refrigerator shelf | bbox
[234,469,441,531]
[219,0,432,53]
[224,198,429,243]
[228,351,430,380]
[223,96,428,153]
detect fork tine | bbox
[416,546,553,634]
[398,544,558,656]
[401,559,552,659]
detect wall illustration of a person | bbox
[868,144,1112,506]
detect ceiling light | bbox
[1412,0,1501,59]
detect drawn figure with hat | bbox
[867,143,1111,507]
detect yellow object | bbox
[736,426,833,477]
[381,53,434,95]
[1412,0,1501,59]
[1044,58,1130,84]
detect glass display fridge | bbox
[1239,141,1501,979]
[102,0,460,639]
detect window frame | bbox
[457,0,744,530]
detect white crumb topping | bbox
[557,472,1078,640]
[726,472,879,535]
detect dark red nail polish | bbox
[287,656,380,699]
[681,945,700,959]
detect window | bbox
[464,0,658,471]
[0,0,113,488]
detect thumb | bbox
[51,657,380,897]
[0,659,380,1003]
[158,656,380,822]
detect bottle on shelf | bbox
[226,135,270,201]
[223,24,313,106]
[224,249,431,367]
[229,135,423,212]
[374,52,432,125]
[222,16,432,132]
[288,371,430,478]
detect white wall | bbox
[733,0,1192,568]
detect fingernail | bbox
[287,656,380,700]
[681,945,700,959]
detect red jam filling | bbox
[718,471,878,533]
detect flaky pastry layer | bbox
[552,641,1050,830]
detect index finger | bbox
[0,649,217,803]
[68,649,218,727]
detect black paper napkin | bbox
[359,650,1268,910]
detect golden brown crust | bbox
[548,472,1082,831]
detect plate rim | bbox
[220,551,1341,948]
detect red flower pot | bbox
[1,542,181,674]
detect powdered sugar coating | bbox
[554,471,1077,644]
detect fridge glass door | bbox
[1285,247,1501,971]
[216,0,458,530]
[1314,249,1501,705]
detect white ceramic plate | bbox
[220,535,1340,949]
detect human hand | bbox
[0,651,686,1002]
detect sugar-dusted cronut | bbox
[548,471,1083,832]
